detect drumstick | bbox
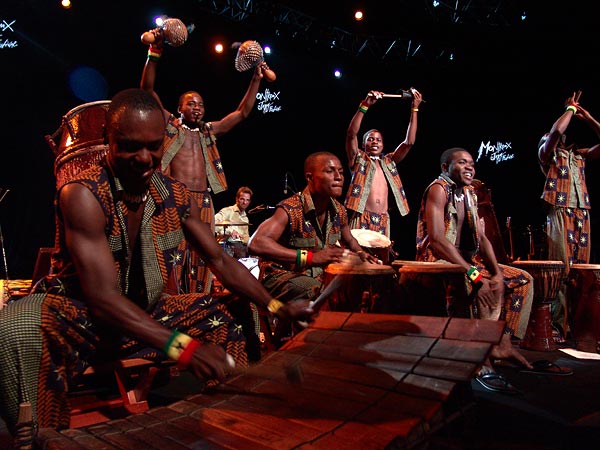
[226,354,304,384]
[310,274,344,309]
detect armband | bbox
[467,266,483,285]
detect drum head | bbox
[398,261,464,274]
[350,229,391,248]
[325,262,394,276]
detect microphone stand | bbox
[0,188,9,281]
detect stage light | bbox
[521,12,527,21]
[61,0,72,9]
[432,1,440,7]
[154,16,167,27]
[354,10,364,21]
[263,45,271,54]
[214,43,224,53]
[449,53,454,61]
[334,69,342,78]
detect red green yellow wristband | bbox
[163,330,198,364]
[467,266,483,284]
[176,339,201,369]
[358,102,369,114]
[148,47,162,61]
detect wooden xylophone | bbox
[36,311,504,449]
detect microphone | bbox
[284,172,288,195]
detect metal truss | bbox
[193,0,519,65]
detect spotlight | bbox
[214,43,224,54]
[433,1,440,7]
[61,0,72,9]
[154,15,167,27]
[334,69,342,78]
[449,52,454,61]
[354,10,364,21]
[263,45,271,55]
[521,12,527,21]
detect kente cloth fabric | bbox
[173,190,215,295]
[348,209,390,238]
[415,174,533,338]
[344,150,409,218]
[161,116,227,194]
[214,204,250,243]
[258,187,348,303]
[540,144,590,209]
[0,165,246,432]
[540,144,592,266]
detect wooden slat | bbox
[36,312,502,449]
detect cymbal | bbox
[215,221,251,227]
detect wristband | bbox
[565,105,577,114]
[176,339,201,369]
[467,266,483,284]
[148,46,163,61]
[358,101,369,114]
[306,250,313,266]
[411,108,419,112]
[267,298,284,314]
[163,330,193,361]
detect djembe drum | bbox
[396,262,469,318]
[567,264,600,353]
[47,100,111,189]
[351,229,393,265]
[323,262,395,313]
[511,260,565,351]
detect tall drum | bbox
[511,260,565,351]
[46,100,111,189]
[567,264,600,353]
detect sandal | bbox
[474,372,521,395]
[520,359,573,376]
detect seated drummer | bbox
[0,89,315,443]
[215,186,253,245]
[415,147,535,391]
[248,152,378,345]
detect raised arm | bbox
[576,105,600,160]
[140,35,167,115]
[210,65,264,136]
[539,92,580,166]
[389,88,423,163]
[346,90,382,162]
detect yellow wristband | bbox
[267,299,284,314]
[566,105,577,114]
[411,108,419,112]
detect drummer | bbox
[248,152,379,346]
[416,147,536,393]
[215,187,253,257]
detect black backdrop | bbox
[1,1,599,278]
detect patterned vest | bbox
[416,174,480,261]
[540,144,590,209]
[259,187,347,277]
[44,164,191,309]
[161,115,228,194]
[344,150,409,216]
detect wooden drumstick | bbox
[226,354,304,384]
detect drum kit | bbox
[215,221,251,259]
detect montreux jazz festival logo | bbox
[0,19,18,49]
[476,140,515,164]
[256,88,282,114]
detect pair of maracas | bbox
[140,18,276,82]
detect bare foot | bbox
[490,334,533,369]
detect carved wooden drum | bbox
[323,262,396,313]
[511,260,565,351]
[50,100,111,189]
[567,264,600,353]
